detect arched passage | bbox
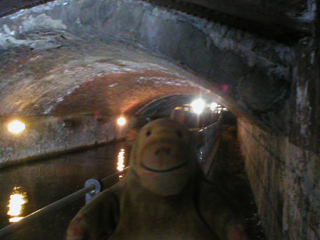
[0,0,293,131]
[0,0,319,239]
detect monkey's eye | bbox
[146,130,152,136]
[176,130,183,137]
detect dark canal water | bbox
[0,141,130,240]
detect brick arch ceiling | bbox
[0,0,294,133]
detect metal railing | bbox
[197,117,222,164]
[0,167,129,238]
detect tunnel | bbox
[0,0,319,239]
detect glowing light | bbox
[117,117,126,126]
[191,99,205,114]
[117,149,126,179]
[210,102,218,111]
[8,120,25,134]
[9,217,24,222]
[8,187,28,223]
[117,148,125,172]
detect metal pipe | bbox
[101,167,129,186]
[0,167,129,238]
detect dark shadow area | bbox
[208,124,267,240]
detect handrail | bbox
[0,167,129,238]
[197,116,222,175]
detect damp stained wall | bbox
[238,34,320,239]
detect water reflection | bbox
[0,141,130,240]
[7,187,28,223]
[117,148,125,179]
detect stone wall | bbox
[0,116,129,168]
[238,118,320,240]
[238,9,320,239]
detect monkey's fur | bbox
[66,118,249,240]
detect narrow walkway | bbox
[208,124,267,240]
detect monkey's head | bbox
[129,118,199,196]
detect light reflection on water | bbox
[7,187,28,223]
[0,141,130,240]
[117,148,126,179]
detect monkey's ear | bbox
[128,136,140,168]
[126,129,139,142]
